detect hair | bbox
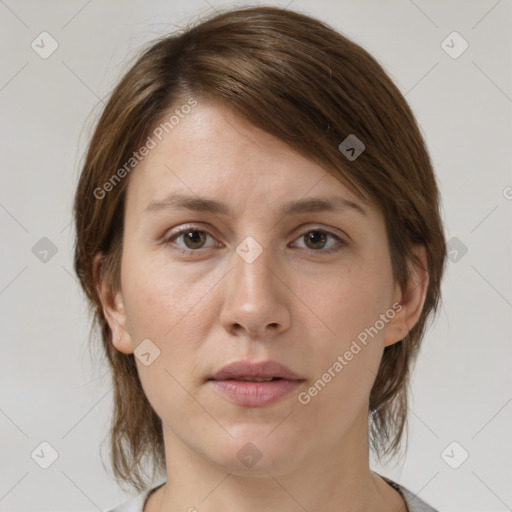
[73,5,447,492]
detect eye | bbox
[164,226,219,253]
[163,225,347,254]
[291,229,347,253]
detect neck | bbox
[151,407,404,512]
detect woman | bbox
[73,5,446,511]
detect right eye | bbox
[163,226,221,253]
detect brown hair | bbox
[73,5,447,492]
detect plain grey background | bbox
[1,0,511,511]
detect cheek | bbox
[305,262,392,350]
[122,249,207,338]
[296,275,387,430]
[297,263,391,407]
[121,252,222,388]
[121,258,212,418]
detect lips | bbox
[207,360,305,407]
[208,360,304,382]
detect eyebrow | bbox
[144,192,368,218]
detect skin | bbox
[96,98,428,512]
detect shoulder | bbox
[383,477,439,512]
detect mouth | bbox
[217,377,284,382]
[207,360,305,406]
[208,359,304,381]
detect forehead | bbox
[124,100,376,220]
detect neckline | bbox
[142,482,165,512]
[141,478,409,512]
[380,476,410,512]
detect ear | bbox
[383,244,429,347]
[93,253,134,355]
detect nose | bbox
[219,241,291,338]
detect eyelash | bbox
[163,225,347,255]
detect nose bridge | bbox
[234,237,275,293]
[220,235,289,335]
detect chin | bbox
[205,426,304,477]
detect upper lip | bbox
[209,360,305,381]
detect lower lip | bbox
[208,379,304,406]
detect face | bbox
[99,99,427,477]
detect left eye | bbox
[292,230,345,252]
[165,227,346,253]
